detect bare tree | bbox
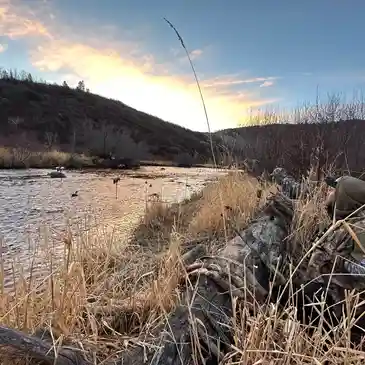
[44,131,58,150]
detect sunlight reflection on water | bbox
[0,166,224,289]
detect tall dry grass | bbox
[188,171,276,238]
[0,224,186,363]
[290,179,331,257]
[1,171,365,364]
[0,147,94,168]
[130,171,275,253]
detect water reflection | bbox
[0,166,224,289]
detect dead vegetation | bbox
[0,147,94,169]
[1,170,365,364]
[130,171,274,252]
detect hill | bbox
[0,73,212,165]
[1,70,365,176]
[215,118,365,177]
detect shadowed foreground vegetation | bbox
[3,170,365,364]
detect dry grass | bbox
[0,147,213,170]
[188,171,276,238]
[0,147,94,168]
[0,225,185,363]
[130,171,276,255]
[290,178,332,258]
[1,170,365,364]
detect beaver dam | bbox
[1,168,365,365]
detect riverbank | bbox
[2,170,358,364]
[0,171,266,360]
[0,146,217,170]
[0,166,224,290]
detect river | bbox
[0,166,225,290]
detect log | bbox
[0,326,88,365]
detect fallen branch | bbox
[0,326,89,365]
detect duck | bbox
[149,192,160,201]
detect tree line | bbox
[0,67,88,93]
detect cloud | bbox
[169,47,204,67]
[0,0,51,39]
[189,49,203,60]
[0,0,279,131]
[0,43,7,52]
[259,80,274,88]
[202,75,278,88]
[30,40,278,130]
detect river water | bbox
[0,166,224,290]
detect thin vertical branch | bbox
[163,18,217,168]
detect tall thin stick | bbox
[163,18,229,273]
[164,18,217,168]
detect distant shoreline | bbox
[0,147,218,170]
[0,160,218,170]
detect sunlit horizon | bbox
[1,0,365,132]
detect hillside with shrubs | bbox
[0,69,211,165]
[1,68,365,175]
[216,97,365,178]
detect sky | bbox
[1,0,365,132]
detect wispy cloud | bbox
[0,43,7,52]
[30,39,279,129]
[0,0,279,131]
[189,49,203,60]
[0,0,51,39]
[259,80,274,87]
[169,47,205,68]
[202,75,278,88]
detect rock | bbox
[97,157,141,170]
[48,171,66,178]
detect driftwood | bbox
[0,326,87,365]
[1,168,364,364]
